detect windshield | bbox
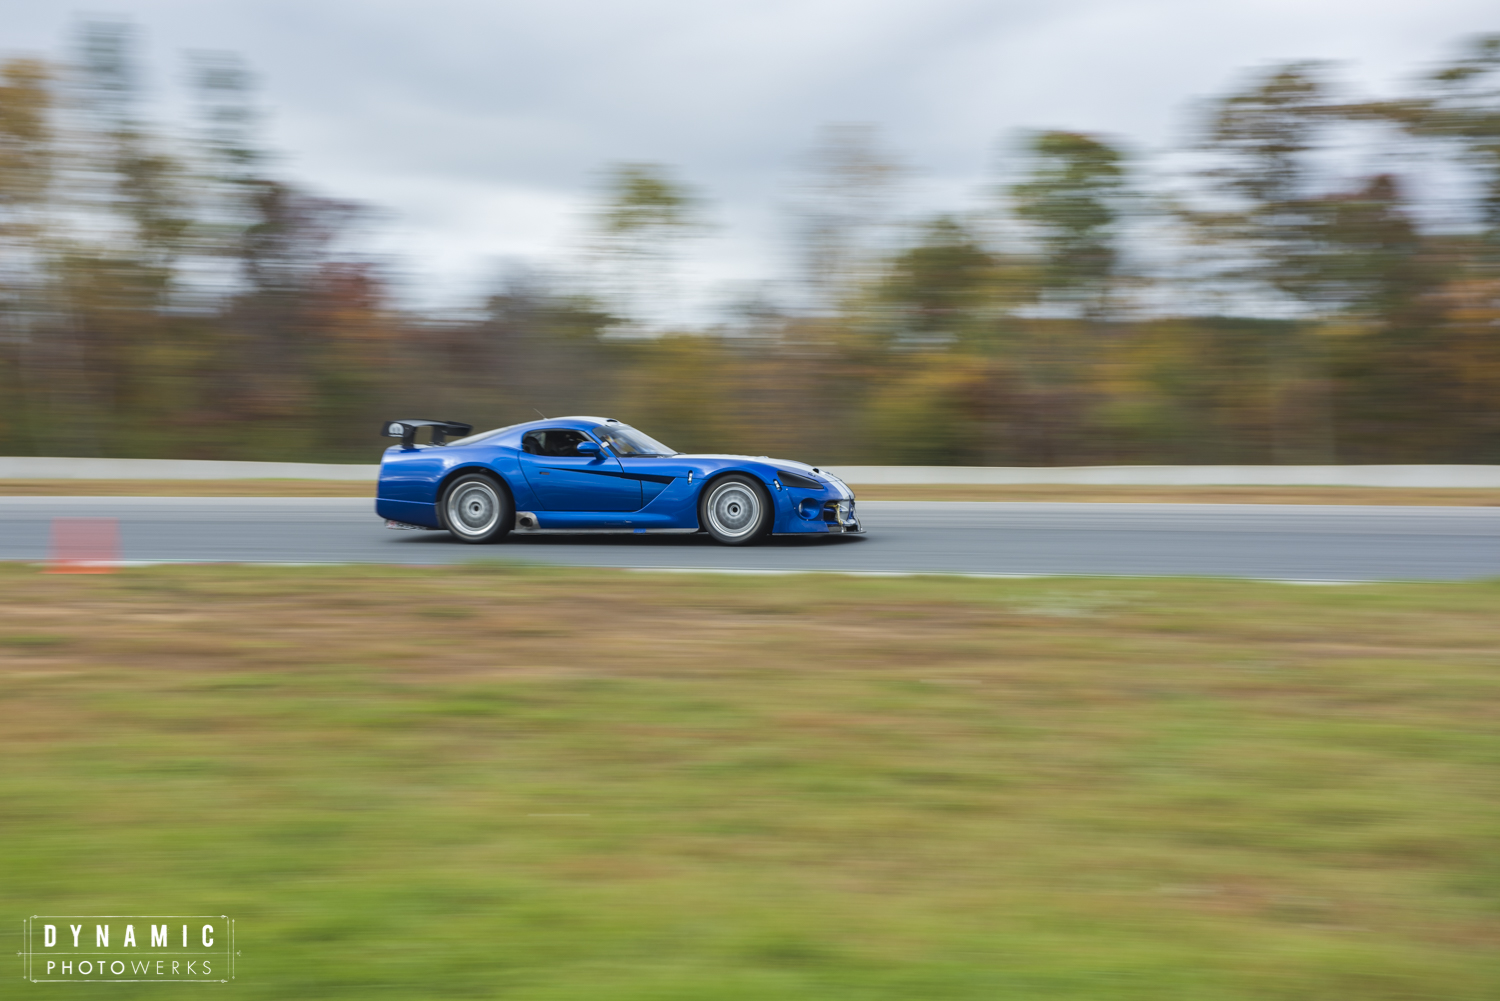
[592,424,676,456]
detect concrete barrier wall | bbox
[823,464,1500,488]
[4,456,1500,487]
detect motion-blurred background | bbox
[1,4,1497,466]
[6,9,1500,1000]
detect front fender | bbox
[694,465,804,534]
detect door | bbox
[518,429,642,512]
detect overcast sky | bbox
[4,0,1498,313]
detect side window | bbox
[522,429,592,457]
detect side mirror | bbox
[575,441,602,457]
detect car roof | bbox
[528,415,614,429]
[499,416,623,435]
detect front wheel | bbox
[700,475,771,546]
[441,473,512,544]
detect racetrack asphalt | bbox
[2,497,1497,581]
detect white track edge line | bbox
[2,558,1390,584]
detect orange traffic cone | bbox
[46,517,120,573]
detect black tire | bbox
[440,473,512,544]
[699,474,771,546]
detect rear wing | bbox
[380,419,474,449]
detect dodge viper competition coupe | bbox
[375,416,861,546]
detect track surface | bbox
[2,497,1497,580]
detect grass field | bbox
[2,563,1497,999]
[2,478,1499,505]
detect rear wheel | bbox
[441,473,512,544]
[700,475,771,546]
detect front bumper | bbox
[775,495,862,535]
[821,498,862,533]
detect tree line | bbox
[2,22,1498,465]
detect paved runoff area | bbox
[1,496,1497,581]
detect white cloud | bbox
[2,0,1496,311]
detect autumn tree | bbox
[588,162,705,332]
[878,216,997,347]
[1394,35,1500,251]
[793,124,902,314]
[1185,64,1352,461]
[0,57,55,450]
[1009,130,1127,319]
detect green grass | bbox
[1,563,1497,999]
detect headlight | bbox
[777,469,824,490]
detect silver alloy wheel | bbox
[705,480,761,539]
[447,480,500,538]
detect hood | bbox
[674,454,833,475]
[672,455,851,496]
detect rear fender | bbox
[437,465,516,514]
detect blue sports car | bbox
[375,416,862,546]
